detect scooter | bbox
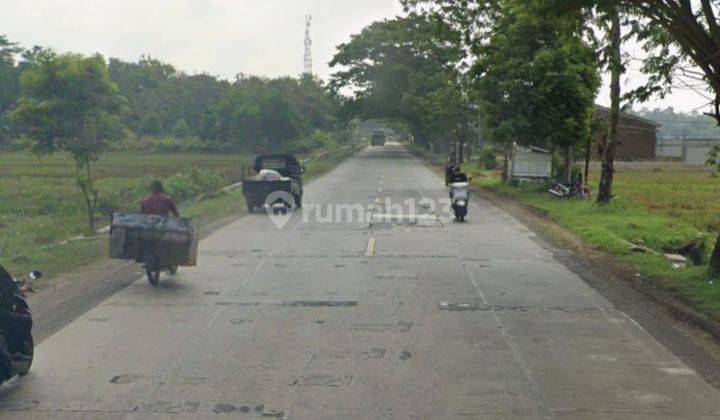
[449,177,470,222]
[0,267,39,384]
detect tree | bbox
[330,14,472,155]
[597,6,622,203]
[470,2,599,181]
[140,113,163,136]
[0,35,22,142]
[0,35,22,115]
[12,51,124,232]
[108,57,230,138]
[171,118,190,138]
[622,1,720,125]
[202,76,303,152]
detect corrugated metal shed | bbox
[510,145,552,181]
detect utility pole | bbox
[303,15,313,76]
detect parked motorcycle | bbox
[0,266,39,384]
[548,175,590,200]
[449,173,470,222]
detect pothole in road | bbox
[215,300,357,308]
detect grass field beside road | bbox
[464,164,720,315]
[602,170,720,232]
[0,145,359,279]
[0,151,251,277]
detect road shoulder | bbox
[412,148,720,390]
[29,146,361,344]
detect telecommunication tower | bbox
[303,15,313,75]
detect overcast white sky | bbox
[0,0,713,114]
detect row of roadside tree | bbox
[330,0,720,278]
[0,36,349,233]
[0,36,345,155]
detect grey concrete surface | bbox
[1,144,720,419]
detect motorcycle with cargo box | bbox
[110,213,198,286]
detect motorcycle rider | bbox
[0,265,32,379]
[445,158,459,186]
[141,180,180,218]
[448,170,468,185]
[139,180,180,276]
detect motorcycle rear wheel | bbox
[143,242,162,286]
[16,335,33,376]
[146,268,160,286]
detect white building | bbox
[509,145,552,182]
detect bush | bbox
[0,136,33,151]
[479,145,499,170]
[140,114,162,136]
[164,168,225,202]
[108,135,209,153]
[171,119,190,138]
[281,130,341,155]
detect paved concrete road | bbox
[1,144,720,419]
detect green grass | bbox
[463,164,720,316]
[599,170,720,232]
[0,151,251,277]
[0,145,359,278]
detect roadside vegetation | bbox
[341,0,720,316]
[462,163,720,315]
[0,145,358,279]
[0,35,362,279]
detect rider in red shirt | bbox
[140,180,180,217]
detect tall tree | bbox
[470,2,599,181]
[203,76,303,152]
[0,35,22,141]
[330,14,472,154]
[624,0,720,124]
[0,35,22,115]
[597,6,622,203]
[12,51,124,231]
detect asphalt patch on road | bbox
[291,374,353,387]
[215,300,357,308]
[438,301,603,314]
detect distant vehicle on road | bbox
[371,131,386,146]
[243,154,304,213]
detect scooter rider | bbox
[0,265,32,379]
